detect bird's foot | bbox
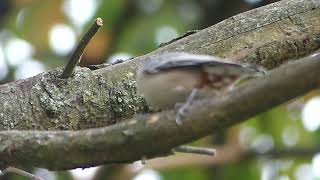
[175,89,199,125]
[175,103,190,125]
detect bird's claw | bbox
[175,105,188,125]
[175,89,199,125]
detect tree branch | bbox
[0,53,319,170]
[0,0,318,130]
[106,144,320,180]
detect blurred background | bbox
[0,0,320,180]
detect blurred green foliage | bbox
[162,167,210,180]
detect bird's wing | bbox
[146,53,243,73]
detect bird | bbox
[136,52,266,125]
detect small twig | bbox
[61,17,103,78]
[5,166,44,180]
[173,146,216,156]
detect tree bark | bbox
[0,0,318,130]
[0,52,319,170]
[0,0,319,170]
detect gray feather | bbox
[142,53,266,74]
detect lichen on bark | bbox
[0,67,147,130]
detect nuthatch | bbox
[136,52,266,125]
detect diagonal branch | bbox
[0,0,318,130]
[0,53,319,170]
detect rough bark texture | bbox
[0,53,319,170]
[0,0,319,130]
[147,0,320,67]
[0,0,320,171]
[0,68,146,130]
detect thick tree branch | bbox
[0,53,319,170]
[0,0,318,130]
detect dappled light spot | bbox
[301,97,320,131]
[63,0,99,30]
[295,163,313,180]
[239,126,257,147]
[286,99,304,120]
[277,175,290,180]
[177,1,202,24]
[282,125,299,147]
[0,45,8,80]
[129,161,145,172]
[34,168,56,180]
[5,37,35,66]
[250,134,274,154]
[107,52,133,63]
[15,59,46,79]
[244,0,263,5]
[278,160,294,171]
[155,26,178,46]
[49,24,76,56]
[133,169,162,180]
[261,160,293,180]
[70,166,99,180]
[312,153,320,178]
[260,160,278,180]
[137,0,163,14]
